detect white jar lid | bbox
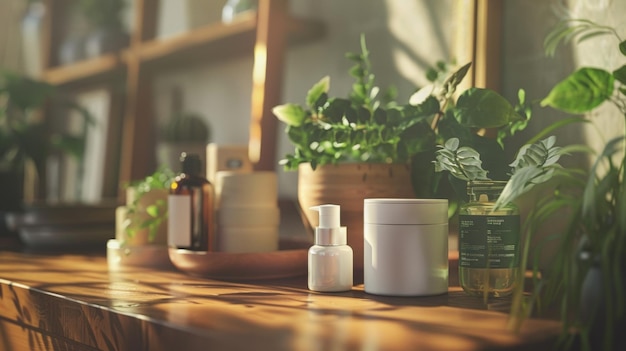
[364,198,448,225]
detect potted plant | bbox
[272,35,529,271]
[499,19,626,351]
[157,87,211,172]
[108,168,175,269]
[0,71,92,237]
[78,0,129,58]
[122,167,175,246]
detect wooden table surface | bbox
[0,246,561,351]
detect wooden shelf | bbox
[41,0,325,200]
[43,12,325,87]
[139,12,259,69]
[43,51,129,89]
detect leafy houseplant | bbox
[0,71,91,205]
[78,0,129,58]
[123,168,175,244]
[433,135,568,300]
[272,35,530,200]
[494,19,626,351]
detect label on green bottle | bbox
[458,215,520,269]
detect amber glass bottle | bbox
[458,181,520,297]
[168,153,214,251]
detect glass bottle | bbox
[458,181,520,297]
[168,153,214,251]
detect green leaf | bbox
[454,88,523,128]
[433,138,489,181]
[306,76,330,108]
[373,108,387,124]
[352,82,367,100]
[441,62,471,96]
[620,40,626,56]
[444,138,459,151]
[582,136,624,219]
[272,103,306,127]
[613,65,626,85]
[509,136,562,171]
[2,72,54,111]
[426,68,438,82]
[146,204,160,218]
[400,120,436,156]
[50,134,85,159]
[541,67,614,114]
[345,52,362,62]
[494,136,566,210]
[349,65,365,79]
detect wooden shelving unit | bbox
[41,0,325,200]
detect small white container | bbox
[364,198,448,296]
[308,204,353,292]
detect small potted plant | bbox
[122,168,175,246]
[107,168,175,270]
[78,0,129,58]
[272,35,529,271]
[157,87,211,172]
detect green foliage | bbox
[0,71,92,178]
[434,138,489,181]
[509,19,626,351]
[124,168,175,242]
[434,136,566,207]
[495,136,565,210]
[273,35,527,198]
[77,0,126,30]
[541,67,614,114]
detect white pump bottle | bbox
[308,204,353,292]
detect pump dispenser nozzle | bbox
[311,204,340,228]
[310,204,346,246]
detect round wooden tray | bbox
[168,238,310,280]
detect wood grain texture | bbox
[0,250,560,351]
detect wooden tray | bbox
[168,238,310,280]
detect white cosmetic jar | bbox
[364,198,449,296]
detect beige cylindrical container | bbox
[364,198,449,296]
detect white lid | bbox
[364,198,448,225]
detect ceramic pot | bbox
[298,162,414,274]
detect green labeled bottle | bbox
[458,181,520,297]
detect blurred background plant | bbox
[0,70,93,209]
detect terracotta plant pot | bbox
[298,163,414,274]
